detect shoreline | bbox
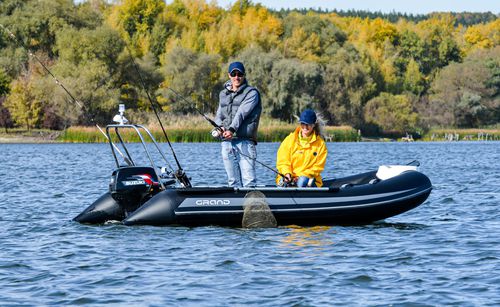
[0,136,60,144]
[1,128,499,143]
[0,131,62,144]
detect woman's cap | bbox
[299,109,317,125]
[228,61,245,74]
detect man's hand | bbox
[222,129,233,140]
[284,173,293,183]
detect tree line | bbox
[276,9,498,26]
[0,0,498,136]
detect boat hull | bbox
[74,170,431,227]
[118,170,431,226]
[73,192,125,224]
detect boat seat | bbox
[324,170,378,189]
[338,180,379,189]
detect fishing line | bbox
[231,145,286,178]
[164,87,223,134]
[0,24,132,166]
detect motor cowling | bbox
[109,167,161,212]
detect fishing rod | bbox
[164,87,286,179]
[127,50,192,188]
[0,24,132,166]
[164,87,223,134]
[235,146,287,178]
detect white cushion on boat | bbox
[376,165,418,180]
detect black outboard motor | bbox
[109,166,162,213]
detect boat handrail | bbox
[105,124,173,189]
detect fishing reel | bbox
[277,176,297,188]
[174,169,192,188]
[210,127,224,139]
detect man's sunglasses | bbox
[230,71,244,77]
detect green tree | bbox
[0,69,10,96]
[317,47,376,127]
[1,0,84,57]
[267,59,322,120]
[5,73,43,130]
[0,43,29,79]
[0,0,27,17]
[455,91,486,127]
[281,12,346,61]
[107,0,165,55]
[51,25,128,124]
[158,46,221,114]
[416,15,462,75]
[364,92,419,133]
[230,46,281,114]
[55,26,125,72]
[48,59,121,125]
[394,29,427,92]
[235,46,323,121]
[118,52,164,111]
[0,67,13,131]
[403,59,425,95]
[425,46,499,127]
[74,0,108,30]
[149,18,175,59]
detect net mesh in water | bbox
[242,191,277,228]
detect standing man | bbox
[214,61,262,187]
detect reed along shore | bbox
[2,127,499,143]
[58,125,361,143]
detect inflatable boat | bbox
[73,107,432,227]
[74,167,431,226]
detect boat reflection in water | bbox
[281,226,335,248]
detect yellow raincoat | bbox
[275,126,328,187]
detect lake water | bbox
[0,141,499,305]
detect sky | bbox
[213,0,500,14]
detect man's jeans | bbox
[221,140,257,187]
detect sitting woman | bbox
[276,109,328,187]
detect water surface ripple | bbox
[0,142,499,305]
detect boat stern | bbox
[123,189,179,226]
